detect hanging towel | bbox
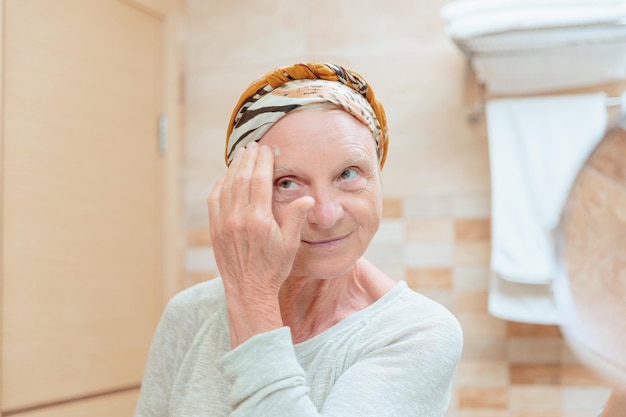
[489,271,560,324]
[486,93,607,323]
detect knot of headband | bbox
[225,62,389,168]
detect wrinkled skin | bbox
[208,108,393,347]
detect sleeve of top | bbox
[217,316,463,417]
[218,328,319,416]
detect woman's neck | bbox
[278,258,395,343]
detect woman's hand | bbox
[208,142,313,347]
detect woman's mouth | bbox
[302,234,349,248]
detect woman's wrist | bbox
[224,286,283,348]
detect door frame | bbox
[1,0,6,410]
[117,0,185,305]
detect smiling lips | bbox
[302,234,349,247]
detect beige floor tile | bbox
[453,266,490,291]
[456,360,509,387]
[510,364,560,385]
[406,268,453,289]
[459,386,508,409]
[507,322,562,338]
[455,240,491,265]
[509,386,561,412]
[382,198,403,218]
[458,312,507,339]
[508,338,563,365]
[406,219,455,243]
[455,218,491,240]
[561,387,612,414]
[455,291,489,312]
[404,242,455,267]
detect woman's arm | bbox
[133,287,205,417]
[207,143,313,348]
[218,312,463,417]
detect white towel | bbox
[441,0,625,23]
[441,0,626,94]
[472,43,626,94]
[489,272,560,324]
[462,25,626,54]
[486,94,607,323]
[441,0,626,39]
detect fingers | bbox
[222,142,274,213]
[208,176,224,227]
[207,142,309,288]
[211,142,275,225]
[221,145,245,197]
[224,141,260,209]
[281,196,315,250]
[249,145,274,211]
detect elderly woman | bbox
[135,63,463,417]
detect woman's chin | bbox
[288,260,356,281]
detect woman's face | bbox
[260,107,383,280]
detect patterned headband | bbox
[225,63,389,168]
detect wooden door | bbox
[1,0,177,415]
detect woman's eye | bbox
[339,168,358,180]
[277,179,297,190]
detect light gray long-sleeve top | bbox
[134,278,463,417]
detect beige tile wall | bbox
[182,0,615,415]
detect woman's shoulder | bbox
[368,282,464,353]
[361,262,462,347]
[168,277,225,306]
[159,278,226,329]
[399,284,460,323]
[375,282,459,322]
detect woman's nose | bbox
[307,188,343,229]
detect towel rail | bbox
[465,87,625,122]
[451,20,626,57]
[463,58,626,122]
[445,6,626,121]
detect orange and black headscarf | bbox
[225,63,389,168]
